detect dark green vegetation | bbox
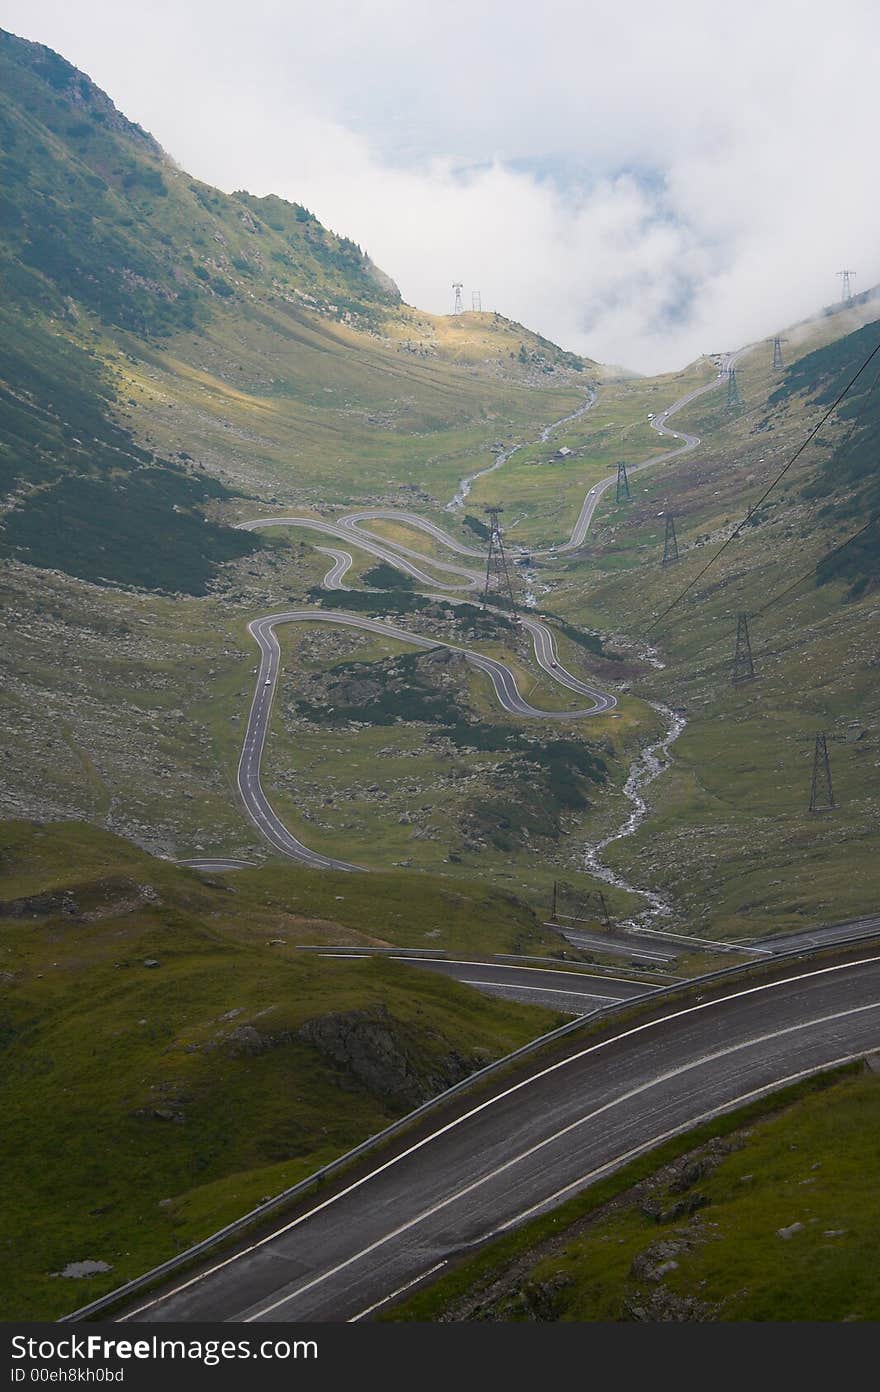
[308,586,513,636]
[0,284,261,590]
[559,299,880,943]
[0,819,563,1319]
[0,31,278,591]
[0,30,398,338]
[461,737,606,851]
[387,1063,880,1322]
[361,560,415,589]
[290,646,608,852]
[463,513,491,540]
[546,612,619,660]
[770,320,880,594]
[0,27,585,595]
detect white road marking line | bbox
[558,936,673,962]
[243,999,880,1320]
[328,954,652,987]
[122,953,880,1320]
[459,979,619,1001]
[347,1261,448,1323]
[499,1048,875,1228]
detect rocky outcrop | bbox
[0,876,161,922]
[296,1005,479,1110]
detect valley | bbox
[3,22,880,1329]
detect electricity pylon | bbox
[616,462,631,503]
[482,505,517,613]
[727,367,742,409]
[837,269,856,303]
[809,732,835,812]
[662,514,679,564]
[731,613,756,684]
[772,336,787,370]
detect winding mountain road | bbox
[315,952,653,1014]
[93,356,880,1329]
[121,951,880,1323]
[238,608,614,872]
[231,362,731,869]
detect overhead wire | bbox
[645,332,880,635]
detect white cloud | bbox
[4,0,880,370]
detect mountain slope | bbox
[0,27,593,595]
[556,298,880,940]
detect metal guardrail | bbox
[294,945,677,982]
[294,945,450,958]
[61,929,880,1322]
[491,953,681,982]
[60,1013,589,1322]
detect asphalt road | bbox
[239,515,480,591]
[228,363,733,866]
[759,915,880,955]
[550,923,680,964]
[550,355,740,554]
[318,953,652,1014]
[176,858,256,873]
[123,952,880,1323]
[315,547,353,590]
[237,607,615,870]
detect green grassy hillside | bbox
[4,27,879,942]
[0,25,626,889]
[547,300,880,942]
[0,26,593,595]
[387,1064,880,1322]
[0,819,563,1319]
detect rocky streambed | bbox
[583,700,686,926]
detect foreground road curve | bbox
[124,953,880,1323]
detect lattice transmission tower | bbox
[452,281,464,314]
[727,367,742,409]
[471,290,482,311]
[731,613,756,684]
[662,514,679,565]
[809,732,835,812]
[616,462,631,503]
[771,336,787,370]
[482,505,517,613]
[837,269,856,303]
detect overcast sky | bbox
[3,0,879,371]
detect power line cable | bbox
[645,334,880,634]
[752,512,879,616]
[659,511,880,681]
[655,510,880,686]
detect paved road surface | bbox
[550,923,680,963]
[759,915,880,955]
[239,515,480,590]
[123,952,880,1323]
[227,362,735,866]
[237,609,615,871]
[315,547,353,590]
[550,355,740,554]
[176,858,257,873]
[318,953,652,1014]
